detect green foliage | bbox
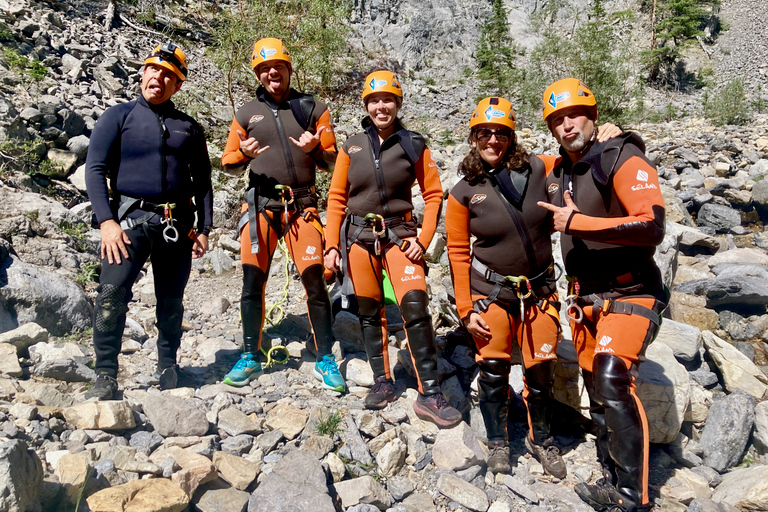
[703,78,751,126]
[0,138,46,174]
[2,48,47,82]
[208,0,352,112]
[0,23,13,42]
[475,0,521,97]
[76,262,99,286]
[58,220,91,252]
[314,409,343,436]
[752,84,766,114]
[23,210,39,223]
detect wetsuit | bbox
[85,94,213,377]
[545,133,666,507]
[325,118,443,395]
[221,86,336,359]
[446,155,561,445]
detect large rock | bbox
[700,390,755,472]
[655,225,681,288]
[375,437,407,477]
[668,223,722,253]
[62,401,136,430]
[753,401,768,453]
[0,343,22,377]
[437,473,489,512]
[249,450,335,512]
[212,451,260,490]
[667,292,719,331]
[86,478,189,512]
[654,319,702,361]
[701,331,768,399]
[334,475,390,510]
[148,447,217,497]
[697,203,741,232]
[0,322,48,354]
[33,358,96,382]
[675,265,768,310]
[217,407,263,436]
[710,465,768,510]
[143,394,209,437]
[706,248,768,267]
[263,403,308,440]
[0,439,43,512]
[636,342,690,444]
[196,487,250,512]
[432,422,486,471]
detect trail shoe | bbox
[365,376,397,409]
[575,478,647,512]
[84,373,118,401]
[154,365,179,390]
[314,354,346,392]
[525,436,567,479]
[223,353,262,387]
[413,392,463,428]
[487,440,511,474]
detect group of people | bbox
[82,38,667,512]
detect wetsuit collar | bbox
[256,85,297,107]
[363,116,407,158]
[138,93,175,114]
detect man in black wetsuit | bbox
[84,43,213,399]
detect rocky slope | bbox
[0,0,768,511]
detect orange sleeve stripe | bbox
[567,155,664,235]
[324,148,351,251]
[538,154,558,176]
[445,194,474,320]
[414,147,443,250]
[222,118,249,166]
[316,109,337,153]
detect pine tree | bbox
[475,0,519,97]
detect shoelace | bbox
[489,443,508,457]
[544,444,562,461]
[428,393,449,408]
[233,355,254,371]
[370,379,392,394]
[320,357,339,374]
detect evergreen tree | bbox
[475,0,519,97]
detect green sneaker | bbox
[313,354,346,392]
[223,353,262,387]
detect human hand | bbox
[466,311,492,342]
[402,237,423,262]
[100,219,131,264]
[324,247,341,273]
[237,130,269,158]
[537,190,580,233]
[192,233,209,259]
[289,126,326,154]
[596,123,622,142]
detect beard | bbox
[560,131,590,154]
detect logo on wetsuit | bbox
[249,115,265,124]
[596,335,615,354]
[470,194,487,205]
[400,265,422,282]
[348,146,363,154]
[302,245,321,261]
[631,169,657,191]
[535,342,557,360]
[547,183,559,195]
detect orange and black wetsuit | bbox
[222,86,336,360]
[446,155,561,445]
[545,132,666,507]
[325,118,443,395]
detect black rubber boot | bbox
[357,297,388,380]
[156,297,184,371]
[583,369,615,483]
[524,361,566,479]
[241,264,269,354]
[478,359,512,473]
[592,352,649,507]
[399,289,439,395]
[301,264,334,359]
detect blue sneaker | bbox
[313,354,346,392]
[223,353,262,387]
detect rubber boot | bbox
[301,264,334,359]
[241,264,269,352]
[156,297,184,371]
[524,360,566,479]
[592,352,649,507]
[478,359,511,474]
[357,297,388,380]
[92,283,130,377]
[583,369,615,483]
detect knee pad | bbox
[300,265,330,305]
[478,359,511,402]
[156,297,184,330]
[94,284,128,332]
[399,289,430,326]
[592,353,633,405]
[242,264,268,300]
[525,360,556,395]
[357,297,382,318]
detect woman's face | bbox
[366,93,399,132]
[472,125,513,167]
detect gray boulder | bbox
[700,390,755,472]
[675,264,768,310]
[0,439,43,512]
[248,450,334,512]
[142,394,209,437]
[697,203,741,232]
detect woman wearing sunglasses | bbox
[445,97,620,474]
[324,71,462,428]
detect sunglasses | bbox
[476,128,512,143]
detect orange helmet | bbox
[469,97,516,130]
[144,43,187,81]
[542,78,598,123]
[362,70,403,102]
[251,37,292,71]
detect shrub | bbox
[703,78,751,126]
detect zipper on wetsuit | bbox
[271,107,299,188]
[369,137,392,219]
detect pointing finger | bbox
[537,201,558,212]
[237,130,247,141]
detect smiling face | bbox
[141,64,183,105]
[471,124,513,168]
[365,92,400,133]
[257,61,291,102]
[548,105,596,159]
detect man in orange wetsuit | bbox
[538,78,667,512]
[221,38,344,391]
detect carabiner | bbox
[274,185,295,204]
[161,217,179,243]
[565,294,584,323]
[364,213,387,237]
[507,275,532,300]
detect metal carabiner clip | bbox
[511,276,533,300]
[565,294,584,323]
[275,185,294,223]
[365,213,387,237]
[161,217,179,243]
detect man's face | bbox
[257,61,290,100]
[549,106,595,155]
[141,64,182,105]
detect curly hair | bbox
[457,130,531,185]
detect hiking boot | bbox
[487,440,511,474]
[525,436,567,479]
[575,478,647,512]
[413,392,463,428]
[223,353,262,387]
[314,354,346,392]
[364,377,397,409]
[154,365,179,390]
[84,373,118,401]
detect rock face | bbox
[700,390,755,472]
[0,439,43,512]
[711,465,768,510]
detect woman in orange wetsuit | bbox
[446,97,620,474]
[324,71,461,428]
